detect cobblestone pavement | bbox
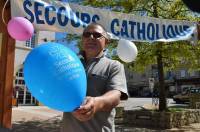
[0,103,199,132]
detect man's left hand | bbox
[72,97,96,121]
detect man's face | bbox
[82,25,107,58]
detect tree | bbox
[82,0,200,111]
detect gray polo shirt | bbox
[61,54,128,132]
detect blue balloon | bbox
[24,43,87,112]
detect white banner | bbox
[11,0,198,42]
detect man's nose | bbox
[89,34,95,39]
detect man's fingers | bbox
[72,96,96,121]
[79,97,94,112]
[79,105,94,114]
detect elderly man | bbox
[61,23,128,132]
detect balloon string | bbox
[2,0,10,26]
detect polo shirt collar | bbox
[79,51,105,62]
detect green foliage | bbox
[57,0,200,111]
[168,108,184,112]
[78,0,200,111]
[65,34,82,50]
[63,0,200,73]
[82,0,200,73]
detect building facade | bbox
[126,65,200,97]
[13,31,55,106]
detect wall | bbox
[115,108,200,129]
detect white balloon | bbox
[117,39,138,63]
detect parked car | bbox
[173,87,200,104]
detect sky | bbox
[55,32,79,53]
[55,0,82,54]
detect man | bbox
[61,23,128,132]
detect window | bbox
[19,72,23,77]
[25,33,36,48]
[190,71,199,77]
[180,70,186,78]
[15,68,24,86]
[141,73,146,78]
